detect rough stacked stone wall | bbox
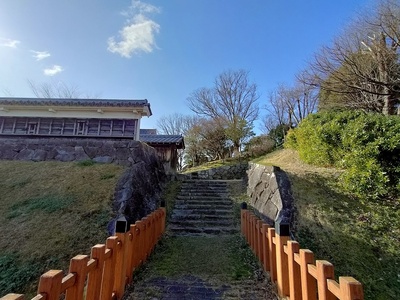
[0,136,157,166]
[246,162,293,225]
[0,137,167,233]
[182,162,249,180]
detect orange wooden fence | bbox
[241,204,364,300]
[1,206,166,300]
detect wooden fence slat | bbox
[261,224,271,271]
[316,260,336,300]
[65,255,89,300]
[287,241,302,300]
[113,233,127,298]
[299,249,317,300]
[86,244,106,300]
[136,220,145,265]
[37,270,64,300]
[267,227,277,282]
[0,294,24,300]
[100,236,118,300]
[256,220,263,262]
[339,277,364,300]
[125,226,136,284]
[327,279,342,299]
[61,273,76,291]
[275,233,290,297]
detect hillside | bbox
[257,149,400,300]
[0,160,125,297]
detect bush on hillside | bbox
[285,110,400,199]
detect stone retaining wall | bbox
[247,162,293,225]
[182,162,249,180]
[0,137,152,166]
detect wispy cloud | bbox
[44,65,63,76]
[108,0,161,58]
[31,50,51,61]
[0,38,21,48]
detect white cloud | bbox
[44,65,63,76]
[31,50,51,61]
[108,1,161,58]
[0,38,21,48]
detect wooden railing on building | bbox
[0,206,166,300]
[240,203,364,300]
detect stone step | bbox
[177,194,229,199]
[181,183,228,188]
[179,189,229,194]
[169,219,235,227]
[174,203,233,210]
[171,213,234,221]
[172,208,233,215]
[168,225,238,235]
[175,199,233,206]
[176,196,229,202]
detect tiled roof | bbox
[140,134,184,149]
[0,97,151,114]
[140,129,157,135]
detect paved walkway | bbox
[123,179,278,300]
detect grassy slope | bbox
[257,149,400,300]
[0,161,124,297]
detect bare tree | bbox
[301,0,400,115]
[27,80,100,99]
[187,69,259,153]
[262,82,318,134]
[156,113,199,135]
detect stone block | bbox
[32,149,47,162]
[93,156,114,164]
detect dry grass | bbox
[0,160,124,297]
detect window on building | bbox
[75,121,86,135]
[27,122,38,134]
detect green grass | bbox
[135,234,258,283]
[0,161,124,297]
[257,149,400,300]
[182,157,248,174]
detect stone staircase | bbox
[168,179,238,236]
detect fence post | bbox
[299,249,317,300]
[160,201,166,234]
[268,227,277,282]
[256,219,264,262]
[261,223,271,271]
[316,260,336,300]
[100,236,118,300]
[287,241,301,300]
[275,217,290,297]
[339,277,364,300]
[65,255,89,300]
[37,270,64,300]
[113,217,130,299]
[125,227,135,285]
[86,244,106,300]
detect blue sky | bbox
[0,0,374,133]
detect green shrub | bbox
[285,110,400,199]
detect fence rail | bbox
[1,206,166,300]
[241,205,364,300]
